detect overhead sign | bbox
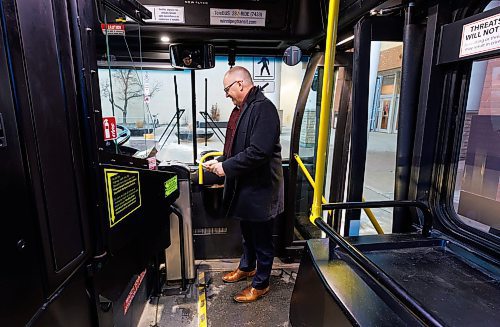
[460,12,500,58]
[104,169,142,228]
[210,8,266,27]
[253,57,275,80]
[100,23,125,36]
[143,5,185,24]
[102,117,117,141]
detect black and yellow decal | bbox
[198,271,207,327]
[104,168,142,228]
[164,175,178,198]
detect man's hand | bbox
[210,162,225,177]
[202,159,218,168]
[203,160,225,177]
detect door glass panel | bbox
[362,41,403,235]
[293,66,339,240]
[454,56,500,237]
[294,67,323,239]
[99,54,308,162]
[98,13,154,158]
[193,56,308,161]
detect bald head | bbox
[223,66,255,107]
[224,66,254,86]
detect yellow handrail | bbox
[310,0,341,225]
[198,151,223,185]
[294,154,332,216]
[363,198,384,235]
[294,154,384,235]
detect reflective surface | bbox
[455,56,500,236]
[283,46,302,66]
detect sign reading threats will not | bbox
[104,169,142,228]
[460,12,500,58]
[210,8,266,27]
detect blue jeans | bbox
[238,218,275,290]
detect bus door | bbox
[0,0,94,325]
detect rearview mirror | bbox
[170,44,215,70]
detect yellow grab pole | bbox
[310,0,341,225]
[296,154,385,234]
[198,151,223,185]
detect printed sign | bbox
[144,5,185,24]
[254,81,275,93]
[104,169,142,228]
[103,117,117,141]
[123,270,147,315]
[210,8,266,27]
[460,12,500,58]
[253,57,275,80]
[165,176,178,198]
[100,23,125,36]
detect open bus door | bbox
[290,1,500,326]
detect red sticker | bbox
[103,117,117,141]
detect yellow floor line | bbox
[198,271,207,327]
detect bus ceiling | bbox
[96,0,407,61]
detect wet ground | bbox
[138,259,298,327]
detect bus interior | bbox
[1,0,499,326]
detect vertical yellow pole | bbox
[310,0,341,224]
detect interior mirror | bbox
[283,45,302,66]
[170,44,215,70]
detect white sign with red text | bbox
[101,23,125,36]
[103,117,118,141]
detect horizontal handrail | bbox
[294,154,384,234]
[314,216,443,327]
[322,200,432,236]
[198,151,223,185]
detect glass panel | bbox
[454,57,500,237]
[193,56,308,161]
[292,66,339,240]
[294,67,323,240]
[99,54,308,163]
[98,14,154,158]
[361,41,403,235]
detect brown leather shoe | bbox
[222,268,256,283]
[234,286,270,303]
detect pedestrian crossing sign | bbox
[253,56,275,80]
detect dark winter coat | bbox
[220,87,284,221]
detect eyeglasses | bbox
[224,80,239,94]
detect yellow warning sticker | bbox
[104,168,141,228]
[165,175,178,197]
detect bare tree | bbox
[101,69,161,124]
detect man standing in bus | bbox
[204,66,284,303]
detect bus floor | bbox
[138,258,299,327]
